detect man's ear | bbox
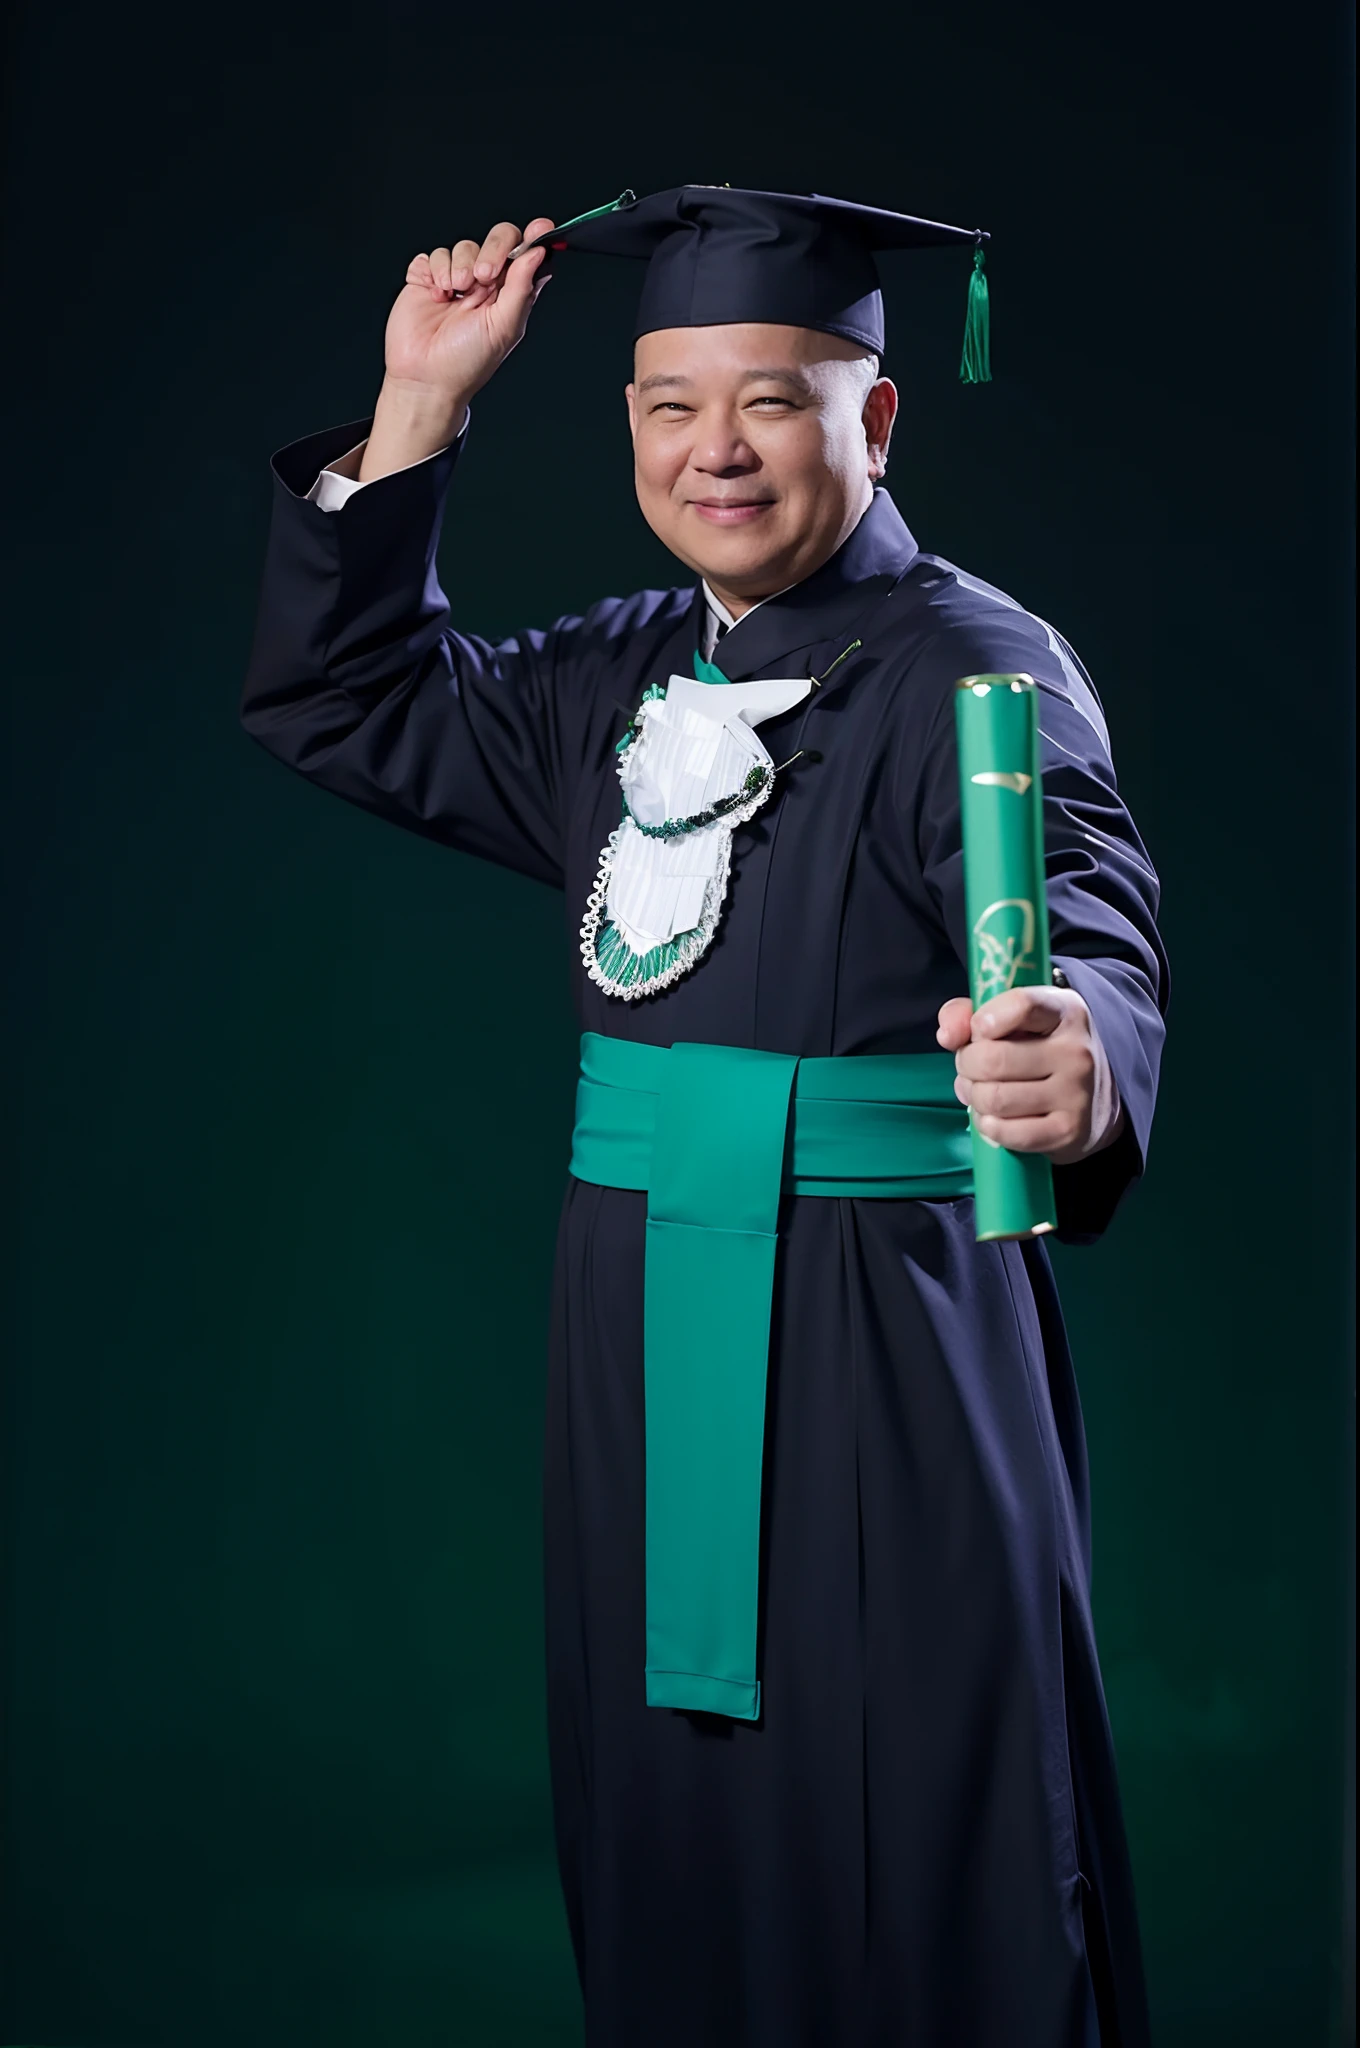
[863,377,898,480]
[625,382,638,437]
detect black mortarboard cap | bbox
[521,186,992,379]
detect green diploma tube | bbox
[954,674,1057,1243]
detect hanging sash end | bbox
[646,1669,761,1719]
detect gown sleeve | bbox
[240,417,583,889]
[910,617,1170,1243]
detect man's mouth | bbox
[688,498,776,526]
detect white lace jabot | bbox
[580,669,813,1001]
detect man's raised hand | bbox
[358,217,555,482]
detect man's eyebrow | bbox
[636,367,813,395]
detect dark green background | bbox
[1,2,1353,2044]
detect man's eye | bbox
[748,397,793,410]
[654,401,692,414]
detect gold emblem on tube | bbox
[969,771,1033,794]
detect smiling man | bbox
[242,187,1167,2048]
[628,328,892,599]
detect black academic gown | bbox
[242,420,1168,2048]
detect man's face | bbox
[626,323,897,612]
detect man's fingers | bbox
[448,238,481,291]
[956,1078,1057,1119]
[428,218,555,307]
[972,1110,1069,1153]
[971,986,1066,1039]
[935,996,973,1051]
[474,220,523,282]
[499,242,548,313]
[955,1036,1055,1083]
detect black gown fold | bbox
[243,419,1168,2048]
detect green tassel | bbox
[959,242,992,385]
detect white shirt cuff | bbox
[304,435,456,512]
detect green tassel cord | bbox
[959,242,992,385]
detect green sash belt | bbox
[568,1031,972,1721]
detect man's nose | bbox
[691,418,758,475]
